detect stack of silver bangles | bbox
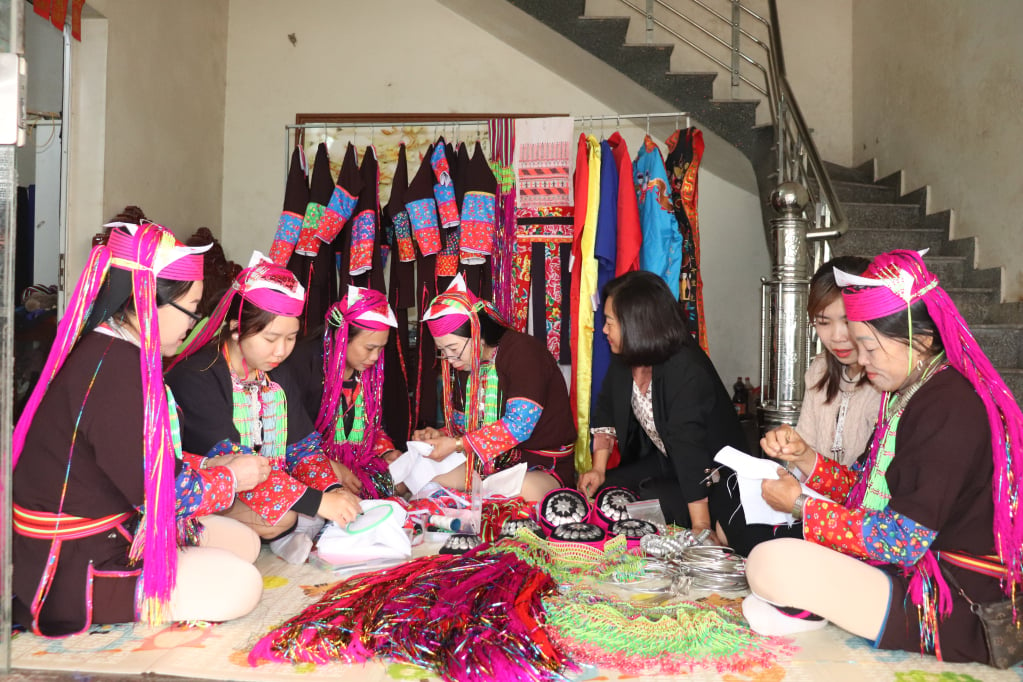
[640,530,748,595]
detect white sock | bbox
[269,531,313,565]
[741,594,828,636]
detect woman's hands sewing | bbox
[761,467,803,513]
[317,488,362,526]
[760,424,817,476]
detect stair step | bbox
[823,160,874,184]
[922,256,966,288]
[614,43,674,83]
[987,301,1023,326]
[945,287,1000,325]
[994,368,1023,405]
[809,178,897,204]
[844,203,925,231]
[971,325,1023,367]
[831,228,947,258]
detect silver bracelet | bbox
[791,493,808,520]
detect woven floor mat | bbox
[10,548,1022,681]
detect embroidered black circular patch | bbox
[550,522,606,543]
[609,518,659,540]
[594,487,638,524]
[500,518,545,538]
[539,488,589,529]
[439,533,481,555]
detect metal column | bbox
[759,181,811,432]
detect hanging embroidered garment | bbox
[405,143,442,257]
[513,207,573,363]
[349,146,380,278]
[590,139,618,417]
[571,135,602,474]
[431,139,460,229]
[294,144,339,331]
[514,116,574,209]
[270,146,308,266]
[382,144,414,446]
[607,132,642,276]
[459,141,498,266]
[295,144,330,259]
[488,118,517,322]
[666,127,707,351]
[634,136,682,299]
[316,142,364,248]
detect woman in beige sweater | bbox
[793,256,881,465]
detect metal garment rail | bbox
[282,112,692,176]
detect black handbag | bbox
[939,562,1023,669]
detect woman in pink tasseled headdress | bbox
[745,249,1023,666]
[12,221,263,636]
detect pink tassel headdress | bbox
[315,286,397,494]
[172,251,305,364]
[837,249,1023,593]
[12,221,209,624]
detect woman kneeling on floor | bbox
[745,249,1023,665]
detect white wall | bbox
[220,0,767,384]
[853,0,1023,300]
[20,6,65,287]
[75,0,228,239]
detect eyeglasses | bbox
[436,337,470,361]
[166,300,203,326]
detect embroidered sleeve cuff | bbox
[291,451,342,491]
[802,498,869,559]
[862,508,937,567]
[805,454,858,503]
[175,465,235,519]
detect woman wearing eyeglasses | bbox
[413,276,577,501]
[12,222,264,636]
[166,253,361,563]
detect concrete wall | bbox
[220,0,767,383]
[852,0,1023,300]
[71,0,228,248]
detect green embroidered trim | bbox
[334,382,366,445]
[861,352,948,511]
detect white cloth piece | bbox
[741,594,828,635]
[294,513,325,540]
[387,441,467,495]
[479,462,527,498]
[713,446,830,525]
[269,530,313,565]
[316,499,411,567]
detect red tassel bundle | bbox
[248,550,572,681]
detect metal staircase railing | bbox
[604,0,847,428]
[610,0,847,255]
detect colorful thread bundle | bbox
[248,550,572,681]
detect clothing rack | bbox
[282,112,692,176]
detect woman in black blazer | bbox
[581,270,751,549]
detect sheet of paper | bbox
[388,441,466,495]
[714,446,831,525]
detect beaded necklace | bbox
[849,352,948,510]
[334,378,367,446]
[465,346,500,429]
[223,344,288,459]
